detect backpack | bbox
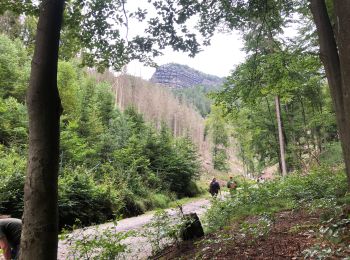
[227,180,237,189]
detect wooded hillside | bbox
[92,71,243,172]
[0,31,204,230]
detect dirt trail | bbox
[57,197,211,260]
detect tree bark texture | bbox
[275,95,287,176]
[265,97,283,173]
[20,1,65,259]
[310,0,350,188]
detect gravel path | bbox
[57,197,211,259]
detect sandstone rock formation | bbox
[150,63,224,89]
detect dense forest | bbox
[173,85,213,117]
[108,73,213,166]
[1,0,350,259]
[214,45,338,176]
[110,73,243,173]
[0,32,202,228]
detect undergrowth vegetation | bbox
[202,166,350,258]
[0,34,202,229]
[204,167,348,233]
[62,221,134,259]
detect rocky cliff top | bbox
[150,63,224,89]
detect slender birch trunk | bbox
[275,95,287,176]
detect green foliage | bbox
[0,11,22,39]
[114,187,148,217]
[63,222,133,260]
[1,0,203,72]
[213,48,337,173]
[143,210,176,255]
[0,11,37,54]
[61,102,200,225]
[143,209,189,255]
[0,33,29,101]
[303,245,334,260]
[60,120,94,166]
[148,193,172,209]
[57,61,80,119]
[302,194,350,259]
[157,135,201,197]
[206,106,230,171]
[0,145,26,218]
[212,148,229,172]
[0,36,201,226]
[0,97,27,145]
[319,142,344,167]
[204,167,348,233]
[58,167,116,228]
[172,85,212,117]
[240,215,273,239]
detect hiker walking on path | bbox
[0,218,22,260]
[209,178,220,197]
[227,176,237,192]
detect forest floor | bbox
[153,208,350,259]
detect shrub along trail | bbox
[153,209,323,259]
[154,168,350,259]
[57,197,211,259]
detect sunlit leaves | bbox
[1,0,204,71]
[0,34,30,101]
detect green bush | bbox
[0,34,30,101]
[63,222,133,259]
[0,146,26,218]
[113,187,147,217]
[213,148,229,172]
[183,180,201,197]
[152,135,201,198]
[0,97,28,145]
[58,167,115,229]
[319,141,344,166]
[148,193,171,209]
[0,172,25,218]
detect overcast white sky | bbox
[124,1,246,80]
[127,31,245,79]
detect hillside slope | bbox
[92,70,243,174]
[92,71,213,169]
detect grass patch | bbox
[148,193,172,209]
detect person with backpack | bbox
[0,218,22,260]
[209,178,220,197]
[227,176,237,191]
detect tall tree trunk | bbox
[265,97,283,173]
[310,0,350,188]
[299,96,312,154]
[275,95,287,176]
[20,1,65,259]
